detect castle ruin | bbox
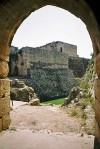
[9,41,89,101]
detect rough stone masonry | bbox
[9,41,89,101]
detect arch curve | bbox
[0,0,99,60]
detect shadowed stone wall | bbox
[68,57,89,77]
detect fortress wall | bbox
[39,41,77,57]
[9,44,89,101]
[9,46,69,76]
[21,47,68,65]
[10,46,18,54]
[68,57,89,77]
[9,42,88,78]
[23,68,77,101]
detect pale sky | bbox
[12,5,93,58]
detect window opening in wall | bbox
[60,47,62,52]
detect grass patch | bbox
[69,104,87,119]
[42,98,64,105]
[69,96,94,118]
[69,107,78,117]
[79,97,95,110]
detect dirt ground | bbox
[0,101,94,149]
[10,101,84,134]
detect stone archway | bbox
[0,0,100,147]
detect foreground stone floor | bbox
[0,129,94,149]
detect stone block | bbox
[94,53,100,74]
[95,79,100,102]
[0,54,9,62]
[29,98,40,106]
[95,119,100,145]
[0,79,10,98]
[0,118,2,131]
[0,61,9,78]
[2,114,11,130]
[0,96,10,117]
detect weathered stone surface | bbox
[0,55,9,62]
[10,79,26,88]
[0,118,2,131]
[10,79,37,102]
[2,114,11,130]
[0,79,10,98]
[9,43,89,78]
[0,96,10,117]
[95,79,100,102]
[95,99,100,126]
[68,57,89,77]
[0,61,9,78]
[29,98,40,106]
[23,68,77,101]
[10,87,34,102]
[63,87,80,105]
[94,53,100,74]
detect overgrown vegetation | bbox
[69,96,94,116]
[80,53,95,94]
[67,54,95,135]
